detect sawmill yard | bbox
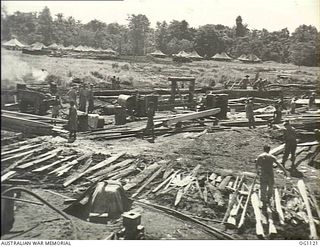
[1,50,320,240]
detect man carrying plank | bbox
[256,145,287,212]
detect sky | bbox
[2,0,320,32]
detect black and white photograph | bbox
[1,0,319,242]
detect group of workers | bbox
[225,75,269,90]
[247,92,318,211]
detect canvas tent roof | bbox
[65,45,75,50]
[238,54,261,62]
[48,43,59,49]
[212,52,232,61]
[238,54,249,61]
[246,54,261,62]
[30,42,47,50]
[103,48,117,54]
[174,51,190,57]
[2,38,26,48]
[150,50,166,57]
[189,51,203,59]
[75,45,85,51]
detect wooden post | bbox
[170,80,177,105]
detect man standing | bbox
[256,145,287,211]
[273,101,282,124]
[68,101,78,142]
[143,101,156,143]
[282,120,298,169]
[79,84,88,112]
[245,99,255,129]
[51,95,63,126]
[290,96,298,114]
[309,92,316,110]
[87,84,94,113]
[67,85,77,106]
[240,75,250,89]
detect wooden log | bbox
[2,153,34,174]
[108,164,137,180]
[251,192,265,237]
[1,171,17,182]
[270,144,285,156]
[132,161,169,198]
[32,155,77,172]
[63,152,125,187]
[152,170,179,193]
[1,143,43,157]
[238,175,258,229]
[297,179,319,239]
[206,182,224,207]
[227,195,244,226]
[89,159,134,180]
[163,108,221,127]
[1,146,48,163]
[274,188,285,225]
[267,207,277,235]
[124,163,160,191]
[17,149,61,169]
[219,176,232,190]
[297,141,319,147]
[222,175,244,224]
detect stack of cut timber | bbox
[1,110,67,135]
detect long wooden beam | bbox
[163,108,220,127]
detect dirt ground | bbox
[1,50,319,240]
[2,125,319,240]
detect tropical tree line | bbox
[1,6,319,66]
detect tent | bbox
[238,54,261,63]
[65,45,76,51]
[2,38,26,49]
[48,43,59,50]
[246,54,262,63]
[189,51,203,61]
[74,45,85,52]
[172,51,192,62]
[103,48,117,55]
[29,42,47,51]
[212,52,232,61]
[149,50,167,58]
[174,51,191,58]
[237,54,249,62]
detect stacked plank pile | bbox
[1,110,68,135]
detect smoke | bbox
[1,54,49,89]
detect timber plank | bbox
[251,192,265,237]
[132,161,169,198]
[17,149,61,169]
[33,155,77,172]
[63,152,125,187]
[297,179,319,239]
[124,162,160,191]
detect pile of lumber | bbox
[1,110,67,135]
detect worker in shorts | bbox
[68,101,78,142]
[256,145,287,211]
[282,120,298,170]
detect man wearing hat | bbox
[239,75,250,89]
[67,85,77,106]
[245,98,255,129]
[309,92,316,110]
[282,120,298,169]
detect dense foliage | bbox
[1,6,319,66]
